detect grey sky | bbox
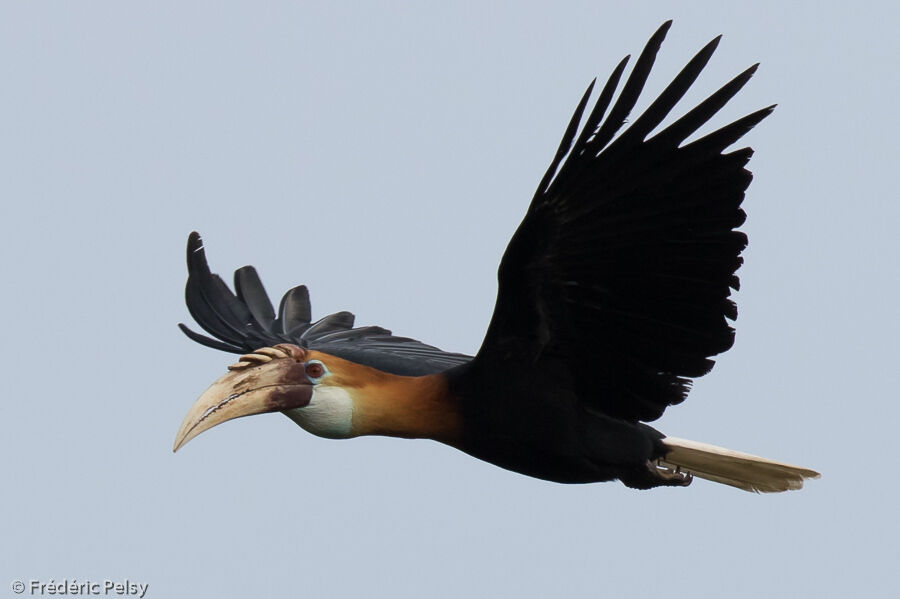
[2,2,897,597]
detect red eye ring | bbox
[305,361,325,379]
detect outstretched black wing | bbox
[180,232,472,376]
[476,21,772,422]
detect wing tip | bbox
[186,231,210,273]
[187,231,203,253]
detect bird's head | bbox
[173,344,359,451]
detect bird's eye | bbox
[305,360,326,381]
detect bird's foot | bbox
[650,459,693,487]
[620,460,693,489]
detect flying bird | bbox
[174,22,819,492]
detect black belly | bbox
[455,390,664,484]
[445,358,666,484]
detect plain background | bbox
[2,2,897,597]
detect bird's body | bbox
[175,22,819,492]
[447,357,661,486]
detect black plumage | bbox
[181,231,473,376]
[478,21,770,425]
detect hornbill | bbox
[174,22,820,492]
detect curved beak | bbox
[173,346,312,452]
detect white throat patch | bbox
[283,385,354,439]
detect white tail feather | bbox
[660,437,820,493]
